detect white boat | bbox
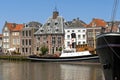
[60,48,91,57]
[28,48,98,62]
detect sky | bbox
[0,0,120,33]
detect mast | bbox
[110,0,119,32]
[92,22,96,54]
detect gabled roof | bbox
[5,22,24,31]
[65,18,87,27]
[87,18,107,28]
[35,16,65,35]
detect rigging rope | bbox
[110,0,119,32]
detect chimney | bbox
[53,11,59,19]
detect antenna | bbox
[54,1,58,12]
[54,5,57,11]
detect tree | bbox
[59,47,62,52]
[40,45,48,55]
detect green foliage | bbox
[59,47,62,52]
[40,45,48,55]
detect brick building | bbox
[2,21,24,53]
[34,10,65,54]
[21,21,42,56]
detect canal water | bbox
[0,60,105,80]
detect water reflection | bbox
[60,63,104,80]
[0,61,104,80]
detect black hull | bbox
[96,32,120,80]
[28,55,99,62]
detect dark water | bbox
[0,61,104,80]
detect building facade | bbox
[21,21,42,56]
[34,10,65,54]
[64,18,87,49]
[2,21,24,53]
[86,18,107,48]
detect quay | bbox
[0,55,29,61]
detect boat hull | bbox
[96,33,120,80]
[28,55,98,62]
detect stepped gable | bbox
[5,22,24,31]
[87,18,107,28]
[65,18,87,28]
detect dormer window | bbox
[48,28,51,31]
[56,28,59,31]
[25,24,29,28]
[41,29,44,32]
[55,22,58,25]
[47,23,50,26]
[55,27,59,31]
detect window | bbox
[37,47,39,51]
[3,32,9,36]
[47,23,50,26]
[82,30,86,32]
[7,44,9,48]
[43,36,46,40]
[67,30,70,32]
[26,39,28,45]
[83,35,86,39]
[78,35,81,39]
[78,30,80,32]
[67,35,70,39]
[26,48,28,52]
[52,37,56,45]
[56,47,58,51]
[3,44,9,48]
[17,39,20,45]
[29,39,31,45]
[58,37,61,44]
[29,30,31,36]
[13,38,19,45]
[55,22,58,25]
[13,39,16,45]
[22,40,24,45]
[83,41,85,44]
[26,31,28,36]
[67,42,70,46]
[13,32,19,36]
[3,38,9,42]
[22,31,24,36]
[71,33,76,38]
[22,48,24,52]
[78,42,81,45]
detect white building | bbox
[64,27,87,49]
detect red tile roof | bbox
[87,18,107,28]
[5,22,24,31]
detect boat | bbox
[28,48,98,62]
[96,32,120,80]
[96,0,120,79]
